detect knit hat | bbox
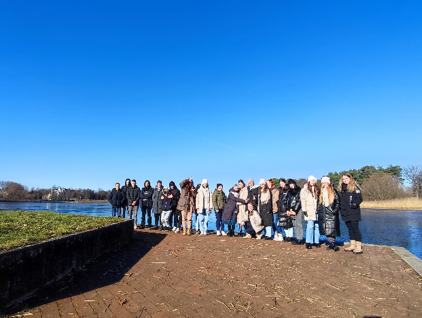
[287,179,296,185]
[321,176,331,184]
[259,178,266,185]
[308,175,317,182]
[202,179,208,184]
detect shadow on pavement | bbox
[4,231,166,316]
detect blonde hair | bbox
[320,183,335,205]
[338,174,360,193]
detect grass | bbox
[0,210,125,251]
[361,197,422,210]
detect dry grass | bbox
[361,197,422,210]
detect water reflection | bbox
[1,202,421,259]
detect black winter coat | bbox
[152,187,163,214]
[108,188,125,208]
[339,184,363,222]
[318,190,341,237]
[286,186,301,213]
[248,185,259,209]
[140,186,154,208]
[161,195,174,211]
[277,187,293,228]
[222,188,247,224]
[258,191,273,227]
[127,186,141,206]
[120,185,130,206]
[169,187,181,210]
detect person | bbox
[212,183,227,236]
[169,181,181,232]
[339,174,364,254]
[242,202,264,239]
[127,179,141,229]
[193,184,202,234]
[222,184,248,237]
[277,180,294,242]
[140,180,154,228]
[236,180,249,236]
[108,183,124,217]
[247,179,259,209]
[152,180,163,230]
[301,176,321,249]
[286,179,304,245]
[120,178,131,218]
[177,178,196,235]
[196,179,213,235]
[258,179,273,240]
[161,187,174,231]
[318,177,341,251]
[268,179,283,241]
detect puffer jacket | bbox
[169,185,181,210]
[108,188,124,208]
[286,186,301,213]
[300,186,319,221]
[152,187,163,214]
[339,184,363,222]
[249,210,264,233]
[222,187,247,223]
[212,189,227,211]
[140,185,154,208]
[161,192,174,211]
[318,190,341,237]
[127,186,141,206]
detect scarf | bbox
[260,189,270,205]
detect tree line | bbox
[1,164,422,202]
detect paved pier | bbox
[7,230,422,318]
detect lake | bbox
[1,202,421,260]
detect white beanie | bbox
[321,176,330,184]
[308,175,317,182]
[259,178,266,185]
[202,179,208,184]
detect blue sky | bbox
[1,1,421,191]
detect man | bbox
[108,183,124,217]
[127,179,141,229]
[169,181,181,231]
[120,178,131,218]
[195,179,213,235]
[152,180,164,230]
[247,179,259,209]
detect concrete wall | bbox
[0,219,133,309]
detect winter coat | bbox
[222,188,247,223]
[140,186,154,208]
[258,190,273,227]
[248,185,259,209]
[177,179,196,212]
[271,187,280,213]
[108,188,124,208]
[318,190,341,237]
[161,194,174,211]
[120,184,130,206]
[300,186,319,221]
[249,210,264,233]
[339,184,363,222]
[152,187,163,215]
[237,186,249,224]
[276,187,293,228]
[169,187,181,210]
[286,186,301,213]
[127,186,141,206]
[212,189,227,211]
[196,186,213,211]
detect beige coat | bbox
[196,186,213,211]
[237,186,249,224]
[271,187,280,213]
[250,210,264,233]
[300,186,318,221]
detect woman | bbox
[140,180,154,228]
[318,177,341,251]
[242,202,264,239]
[177,178,196,235]
[212,183,227,236]
[236,180,249,236]
[222,184,248,237]
[339,174,363,254]
[258,179,273,240]
[277,181,294,241]
[196,179,213,235]
[268,179,283,241]
[301,175,320,249]
[286,179,304,245]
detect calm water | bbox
[1,202,422,259]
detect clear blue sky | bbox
[1,1,421,191]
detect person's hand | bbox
[253,195,256,200]
[168,194,173,198]
[216,209,219,213]
[160,196,164,200]
[245,199,249,203]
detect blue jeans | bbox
[112,206,119,217]
[261,226,272,237]
[215,210,224,231]
[198,209,209,233]
[272,213,282,235]
[305,218,320,244]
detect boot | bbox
[344,240,356,252]
[353,241,363,254]
[306,243,313,249]
[182,228,187,235]
[187,228,191,235]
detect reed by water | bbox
[361,197,422,210]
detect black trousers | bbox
[345,220,362,242]
[173,208,181,228]
[141,205,152,226]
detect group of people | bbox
[108,174,364,254]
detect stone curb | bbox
[391,246,422,277]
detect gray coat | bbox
[152,187,163,215]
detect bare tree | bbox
[361,172,408,201]
[403,165,422,198]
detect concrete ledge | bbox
[0,219,133,310]
[391,246,422,277]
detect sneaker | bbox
[221,231,227,236]
[244,233,252,239]
[256,234,263,240]
[134,224,138,229]
[202,232,207,236]
[175,228,180,233]
[172,227,177,232]
[216,231,222,236]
